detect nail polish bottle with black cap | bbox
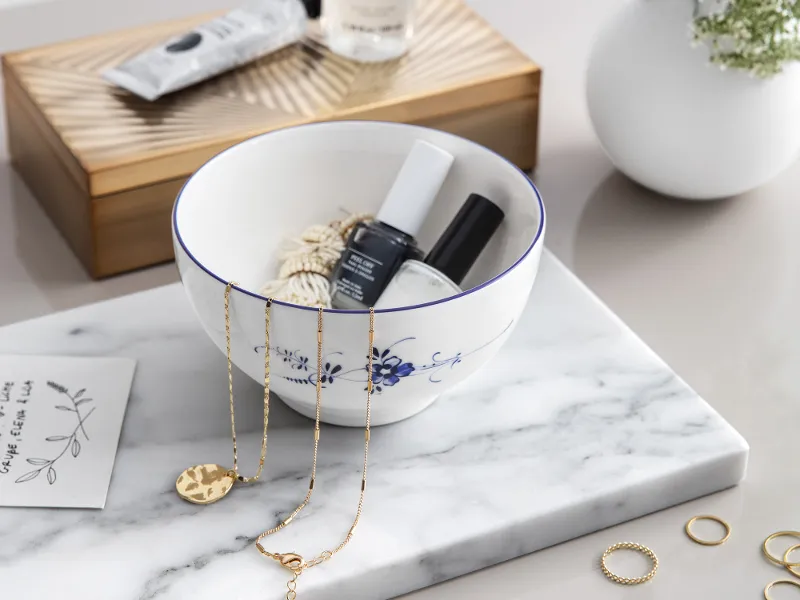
[330,140,454,310]
[301,0,321,19]
[373,193,505,309]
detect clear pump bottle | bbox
[322,0,416,62]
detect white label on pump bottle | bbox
[336,0,414,35]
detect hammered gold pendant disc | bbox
[176,464,235,504]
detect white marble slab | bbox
[0,251,747,600]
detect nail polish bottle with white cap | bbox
[373,193,505,309]
[330,139,454,310]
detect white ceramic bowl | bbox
[173,121,545,426]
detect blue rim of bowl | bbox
[172,120,545,314]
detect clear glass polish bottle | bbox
[374,193,505,309]
[321,0,416,62]
[329,140,454,310]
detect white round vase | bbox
[586,0,800,200]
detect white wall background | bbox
[0,0,50,8]
[0,0,233,53]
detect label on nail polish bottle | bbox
[331,221,422,310]
[336,249,380,302]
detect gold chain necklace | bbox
[263,306,326,528]
[175,283,325,505]
[256,307,375,600]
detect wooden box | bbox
[2,0,540,278]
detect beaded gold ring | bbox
[600,542,659,585]
[763,531,800,567]
[764,579,800,599]
[685,515,731,546]
[782,544,800,578]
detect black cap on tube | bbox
[424,193,505,286]
[302,0,321,18]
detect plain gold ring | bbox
[600,542,659,585]
[763,532,800,567]
[764,579,800,599]
[684,515,731,546]
[783,544,800,579]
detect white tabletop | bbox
[2,1,800,598]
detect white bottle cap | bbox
[376,140,454,237]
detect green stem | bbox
[64,390,90,440]
[34,407,96,474]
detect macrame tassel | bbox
[260,213,371,308]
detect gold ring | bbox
[764,579,800,599]
[600,542,658,585]
[783,544,800,579]
[685,515,731,546]
[763,532,800,567]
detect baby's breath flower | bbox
[692,0,800,77]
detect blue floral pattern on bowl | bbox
[371,348,415,389]
[256,320,513,394]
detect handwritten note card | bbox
[0,355,136,509]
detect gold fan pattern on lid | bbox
[7,0,535,169]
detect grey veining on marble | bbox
[0,251,747,600]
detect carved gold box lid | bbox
[2,0,539,197]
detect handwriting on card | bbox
[0,354,135,509]
[0,381,33,475]
[0,380,95,484]
[1,443,19,474]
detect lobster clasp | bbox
[278,553,306,573]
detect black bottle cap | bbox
[424,193,505,286]
[302,0,321,19]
